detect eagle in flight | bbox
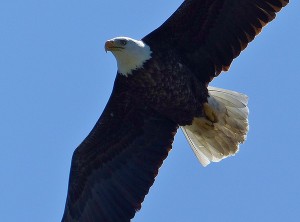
[62,0,289,221]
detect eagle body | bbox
[62,1,289,221]
[117,47,208,125]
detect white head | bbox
[105,37,152,76]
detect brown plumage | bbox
[62,1,289,221]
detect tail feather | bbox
[182,86,249,167]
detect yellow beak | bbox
[105,40,114,52]
[105,40,124,52]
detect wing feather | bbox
[143,0,288,83]
[62,77,178,222]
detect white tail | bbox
[181,86,249,167]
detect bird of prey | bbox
[62,0,289,221]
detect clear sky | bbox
[0,1,299,222]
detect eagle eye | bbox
[119,40,127,46]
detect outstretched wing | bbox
[143,0,288,83]
[62,77,178,222]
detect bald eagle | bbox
[62,0,289,221]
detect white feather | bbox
[108,37,152,76]
[182,86,249,167]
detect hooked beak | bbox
[105,40,124,53]
[105,41,114,53]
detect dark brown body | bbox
[117,48,208,126]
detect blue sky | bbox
[0,1,299,222]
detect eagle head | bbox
[105,37,152,76]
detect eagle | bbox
[62,0,288,221]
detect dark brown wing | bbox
[62,77,178,222]
[143,0,289,83]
